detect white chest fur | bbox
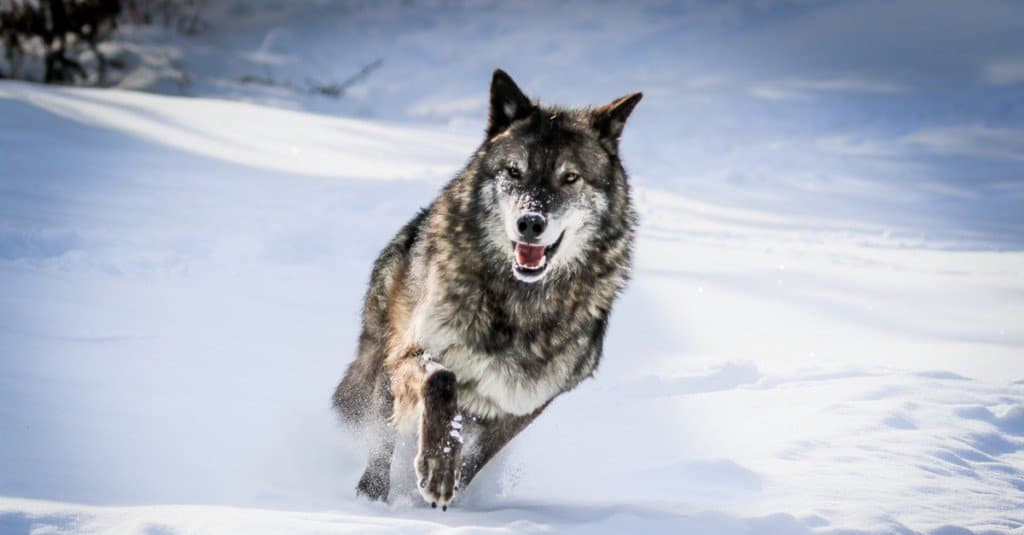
[411,301,570,419]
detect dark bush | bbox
[1,0,123,84]
[122,0,203,35]
[0,0,203,85]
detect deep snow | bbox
[2,1,1024,534]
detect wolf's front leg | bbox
[388,353,463,509]
[456,403,548,491]
[414,369,462,509]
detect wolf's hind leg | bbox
[355,422,395,501]
[354,373,396,501]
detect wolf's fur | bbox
[333,69,641,508]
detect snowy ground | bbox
[2,2,1024,534]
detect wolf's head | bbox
[471,69,642,284]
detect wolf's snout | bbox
[516,213,546,241]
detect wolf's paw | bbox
[416,370,463,510]
[355,467,389,502]
[414,443,460,509]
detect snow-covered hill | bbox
[2,1,1023,533]
[98,0,1024,247]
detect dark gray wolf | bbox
[333,69,641,509]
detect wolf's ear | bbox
[488,69,534,138]
[592,92,643,146]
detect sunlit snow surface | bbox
[2,1,1024,533]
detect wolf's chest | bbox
[413,311,580,418]
[442,344,570,418]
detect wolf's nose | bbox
[516,213,546,241]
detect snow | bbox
[2,2,1024,534]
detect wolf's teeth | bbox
[515,254,546,270]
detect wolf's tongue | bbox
[515,243,546,269]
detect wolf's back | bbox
[333,209,428,425]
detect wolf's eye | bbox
[506,166,522,179]
[564,172,581,184]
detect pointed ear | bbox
[488,69,534,138]
[592,92,643,145]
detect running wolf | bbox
[333,69,641,509]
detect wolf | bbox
[333,69,641,509]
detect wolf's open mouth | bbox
[511,231,564,280]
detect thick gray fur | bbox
[333,69,641,508]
